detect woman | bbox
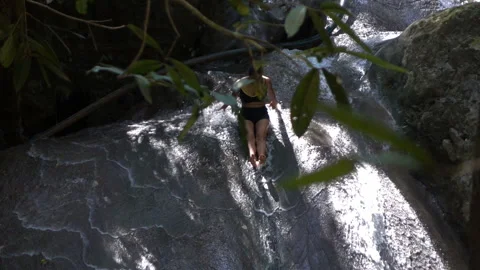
[220,67,278,169]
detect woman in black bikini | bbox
[220,66,278,168]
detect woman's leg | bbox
[255,118,270,164]
[244,120,257,167]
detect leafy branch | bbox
[123,0,151,76]
[26,0,125,30]
[28,0,430,190]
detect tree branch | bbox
[25,0,126,30]
[172,0,302,69]
[165,0,180,58]
[123,0,151,73]
[173,0,260,45]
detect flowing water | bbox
[0,1,472,269]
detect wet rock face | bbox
[368,3,480,230]
[347,0,471,31]
[0,50,459,270]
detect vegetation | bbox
[0,0,432,187]
[4,2,480,268]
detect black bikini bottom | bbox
[241,106,269,124]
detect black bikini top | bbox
[238,78,267,104]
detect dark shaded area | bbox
[0,0,232,150]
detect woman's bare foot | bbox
[258,154,267,166]
[249,154,257,169]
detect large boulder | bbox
[368,3,480,233]
[0,49,464,270]
[347,0,467,31]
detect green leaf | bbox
[285,5,307,38]
[0,34,16,68]
[134,75,153,104]
[290,69,320,137]
[308,10,333,51]
[13,56,31,92]
[146,72,173,87]
[211,92,237,107]
[319,2,353,17]
[127,24,163,53]
[228,0,250,16]
[325,11,372,54]
[170,58,202,91]
[28,37,60,66]
[178,105,200,141]
[362,151,422,170]
[316,102,432,166]
[41,39,61,64]
[37,58,51,88]
[148,72,172,82]
[127,59,162,74]
[166,66,186,96]
[282,159,356,189]
[322,68,350,109]
[232,77,255,91]
[75,0,88,15]
[87,64,124,75]
[37,57,70,82]
[334,47,408,73]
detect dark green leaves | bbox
[291,69,319,137]
[28,38,60,66]
[75,0,88,15]
[134,75,153,104]
[170,58,202,92]
[167,66,186,96]
[13,56,31,92]
[316,102,432,166]
[322,68,350,109]
[28,37,70,84]
[308,10,333,51]
[0,34,16,68]
[38,57,70,82]
[127,24,163,53]
[285,5,307,38]
[178,105,200,141]
[126,59,162,74]
[282,159,356,189]
[228,0,250,16]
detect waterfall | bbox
[0,1,471,269]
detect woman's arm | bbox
[265,78,278,108]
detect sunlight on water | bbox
[137,255,156,270]
[298,158,449,269]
